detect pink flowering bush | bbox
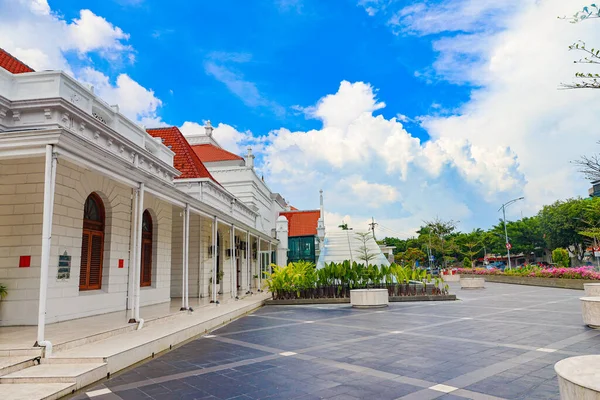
[457,266,600,280]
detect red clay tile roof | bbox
[279,210,320,237]
[192,144,244,163]
[147,127,218,182]
[0,48,34,74]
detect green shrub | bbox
[552,248,570,268]
[0,284,7,300]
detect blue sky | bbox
[1,0,598,238]
[52,0,468,138]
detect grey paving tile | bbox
[71,283,591,400]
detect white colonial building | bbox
[0,49,290,352]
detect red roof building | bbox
[147,127,218,182]
[0,48,34,74]
[191,143,244,163]
[279,210,320,237]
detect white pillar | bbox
[198,216,204,299]
[36,145,57,348]
[134,183,145,321]
[128,187,139,322]
[182,204,190,310]
[211,217,217,303]
[258,237,262,290]
[246,232,250,293]
[230,224,236,298]
[276,216,289,267]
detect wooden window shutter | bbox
[79,231,90,289]
[141,239,152,287]
[88,232,104,289]
[79,193,105,291]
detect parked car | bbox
[486,262,506,271]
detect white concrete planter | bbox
[460,277,485,289]
[442,274,460,282]
[350,289,388,308]
[555,355,600,400]
[581,297,600,329]
[584,283,600,297]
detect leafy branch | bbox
[572,151,600,181]
[560,4,600,23]
[561,5,600,89]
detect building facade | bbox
[0,48,285,352]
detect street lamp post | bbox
[498,197,524,270]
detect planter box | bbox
[581,297,600,329]
[350,289,388,308]
[460,277,485,289]
[555,355,600,399]
[584,283,600,297]
[442,274,460,282]
[461,274,591,290]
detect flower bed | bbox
[458,266,600,280]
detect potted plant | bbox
[208,270,224,297]
[0,284,7,300]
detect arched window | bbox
[79,193,105,291]
[140,210,153,287]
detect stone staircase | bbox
[318,230,389,267]
[0,354,107,399]
[0,293,268,399]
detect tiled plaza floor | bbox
[73,282,599,400]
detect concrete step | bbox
[52,310,186,354]
[0,383,76,400]
[0,363,107,390]
[0,356,39,376]
[41,357,105,365]
[51,294,268,375]
[0,348,43,358]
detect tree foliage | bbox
[552,248,571,268]
[561,5,600,89]
[381,197,600,268]
[395,247,427,266]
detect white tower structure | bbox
[317,189,325,250]
[276,215,289,266]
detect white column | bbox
[246,232,250,293]
[134,183,145,322]
[182,204,190,310]
[36,145,57,348]
[198,216,204,299]
[211,217,217,303]
[230,224,236,298]
[128,187,139,322]
[258,237,262,290]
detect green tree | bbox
[424,218,458,268]
[552,248,571,268]
[539,197,600,260]
[395,248,427,267]
[463,257,471,269]
[488,217,545,257]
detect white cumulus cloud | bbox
[0,0,162,125]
